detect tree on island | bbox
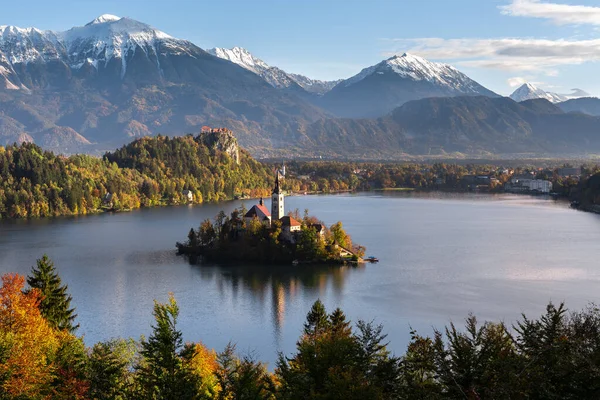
[26,254,78,332]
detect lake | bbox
[1,192,599,366]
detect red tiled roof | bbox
[245,204,271,218]
[280,216,301,226]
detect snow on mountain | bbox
[86,14,121,25]
[208,47,269,76]
[288,73,342,94]
[510,83,567,103]
[208,46,297,89]
[60,15,186,77]
[344,53,488,94]
[208,46,339,94]
[320,53,498,118]
[0,14,196,84]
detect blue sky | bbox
[2,0,600,96]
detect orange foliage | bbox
[187,342,221,397]
[0,273,61,397]
[0,274,88,398]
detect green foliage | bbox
[89,339,138,400]
[13,249,600,399]
[216,344,275,400]
[277,300,397,400]
[136,295,197,400]
[0,137,272,219]
[26,254,78,332]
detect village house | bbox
[280,216,302,243]
[182,190,194,203]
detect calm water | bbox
[1,192,599,366]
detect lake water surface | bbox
[1,192,599,366]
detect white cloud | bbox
[507,77,528,87]
[500,0,600,26]
[383,37,600,74]
[507,77,551,88]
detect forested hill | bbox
[0,133,273,219]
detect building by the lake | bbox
[244,168,303,241]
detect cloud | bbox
[507,77,528,87]
[500,0,600,26]
[507,77,552,88]
[382,37,600,74]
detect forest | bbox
[2,255,600,399]
[1,134,600,219]
[0,134,272,219]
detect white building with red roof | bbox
[244,198,271,226]
[280,215,301,242]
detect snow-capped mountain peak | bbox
[0,15,194,86]
[208,46,269,75]
[208,46,340,94]
[510,83,567,103]
[86,14,122,26]
[343,52,489,96]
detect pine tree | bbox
[136,294,197,399]
[26,254,78,332]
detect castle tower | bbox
[271,171,285,220]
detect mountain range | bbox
[207,47,341,95]
[509,83,590,103]
[1,14,600,158]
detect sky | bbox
[1,0,599,96]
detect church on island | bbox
[177,166,365,264]
[244,170,301,242]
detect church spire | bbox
[273,171,282,194]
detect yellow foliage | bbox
[0,274,62,397]
[187,342,221,398]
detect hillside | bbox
[0,131,273,218]
[558,97,600,116]
[303,97,600,157]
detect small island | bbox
[177,168,366,265]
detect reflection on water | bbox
[190,261,364,346]
[0,192,599,366]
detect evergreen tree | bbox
[216,344,275,400]
[303,299,330,337]
[136,295,197,399]
[26,254,78,332]
[89,339,137,400]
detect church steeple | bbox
[271,170,284,220]
[273,171,281,194]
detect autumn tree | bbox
[26,254,78,332]
[329,221,352,249]
[182,342,221,399]
[0,274,62,397]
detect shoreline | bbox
[0,188,591,222]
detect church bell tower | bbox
[271,171,284,220]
